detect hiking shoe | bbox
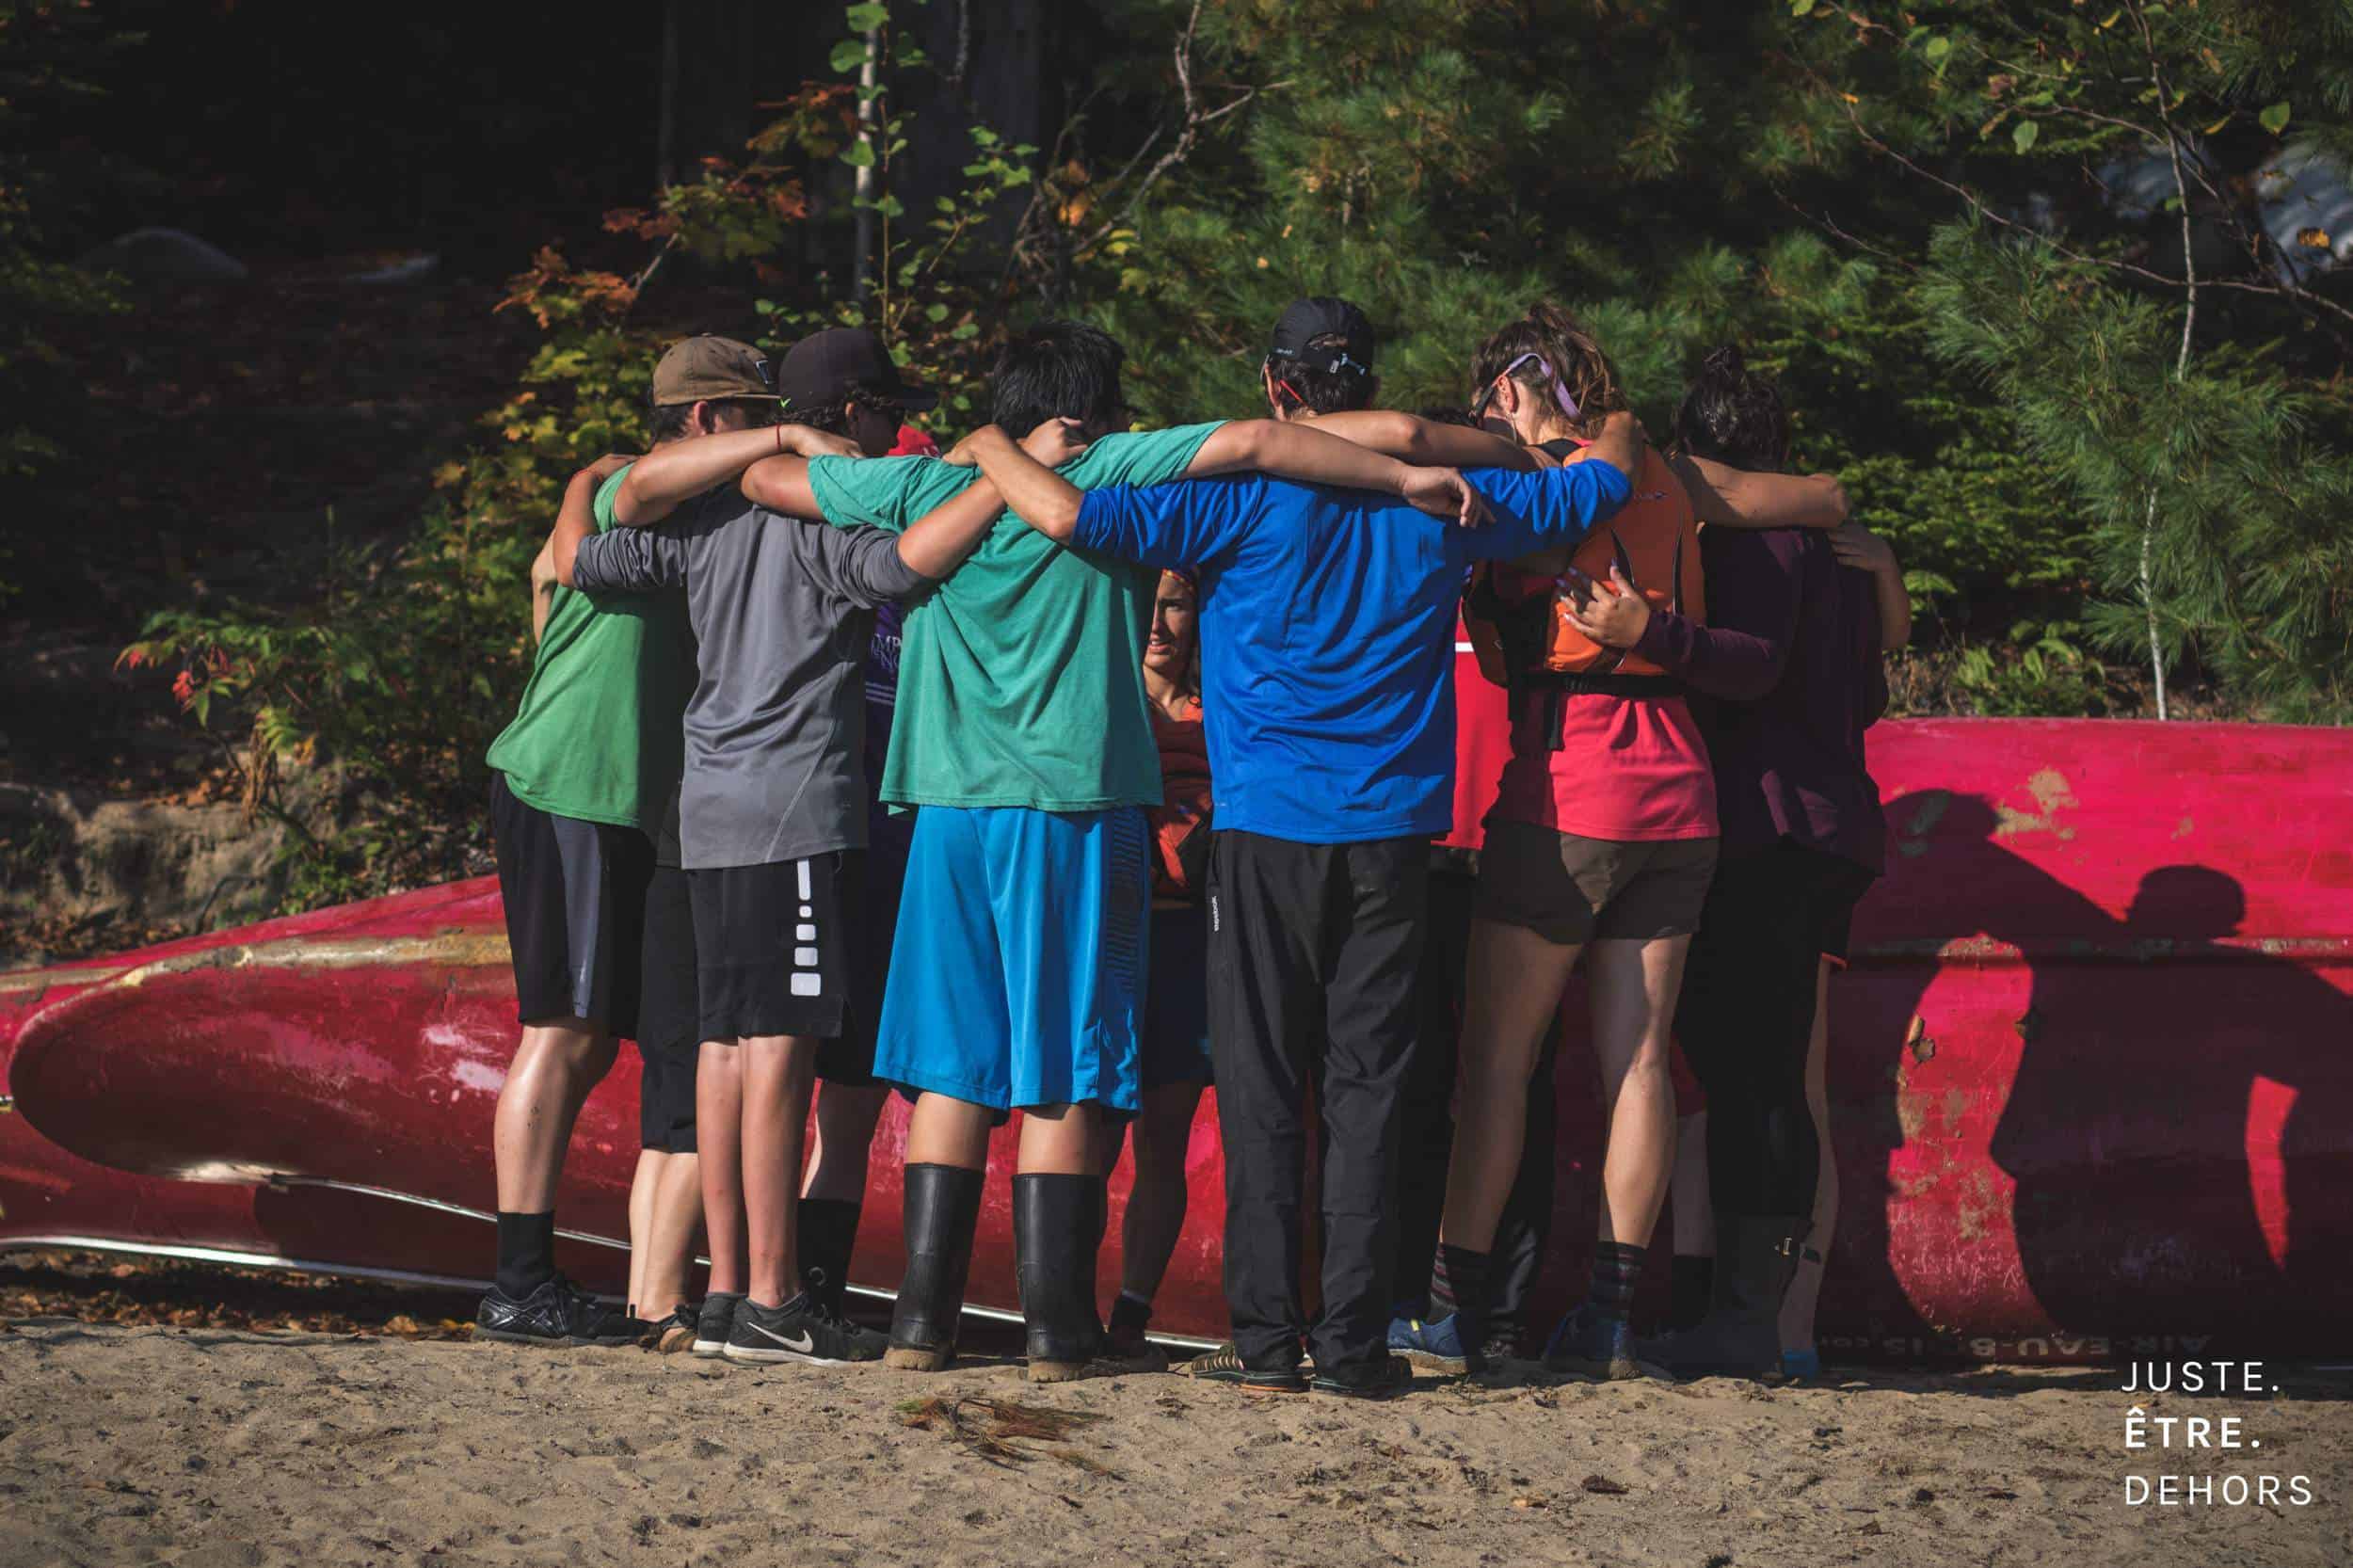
[652,1303,698,1353]
[1182,1343,1306,1395]
[723,1292,888,1367]
[1312,1352,1415,1400]
[1543,1304,1659,1382]
[692,1292,744,1359]
[1092,1318,1171,1376]
[1476,1316,1528,1366]
[475,1274,637,1346]
[1387,1312,1482,1375]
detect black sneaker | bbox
[1182,1343,1306,1395]
[1311,1352,1414,1400]
[692,1292,744,1359]
[475,1274,637,1346]
[722,1292,888,1367]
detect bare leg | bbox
[1586,936,1691,1250]
[1120,1080,1205,1301]
[741,1034,821,1306]
[1016,1100,1106,1175]
[696,1041,747,1297]
[905,1091,994,1172]
[626,1149,663,1311]
[1780,959,1837,1355]
[804,1080,891,1202]
[1671,1110,1713,1256]
[494,1020,616,1211]
[637,1151,702,1318]
[1439,920,1581,1251]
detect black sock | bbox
[1669,1254,1714,1331]
[496,1210,556,1300]
[1109,1291,1152,1335]
[797,1197,863,1314]
[1588,1240,1645,1324]
[1437,1244,1492,1336]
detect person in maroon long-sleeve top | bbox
[1561,346,1907,1380]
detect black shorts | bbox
[1680,841,1876,1044]
[690,851,868,1058]
[491,773,654,1037]
[635,865,700,1153]
[833,841,905,1088]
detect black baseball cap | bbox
[777,326,937,411]
[1267,297,1375,377]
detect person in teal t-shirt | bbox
[475,335,778,1350]
[736,319,1487,1382]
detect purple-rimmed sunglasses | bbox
[1470,351,1579,422]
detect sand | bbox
[2,1319,2347,1568]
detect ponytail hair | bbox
[1671,344,1790,472]
[1467,302,1626,435]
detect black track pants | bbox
[1206,829,1429,1374]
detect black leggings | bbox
[1675,844,1874,1221]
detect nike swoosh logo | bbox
[752,1322,815,1353]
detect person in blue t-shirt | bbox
[960,412,1640,1397]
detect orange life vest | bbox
[1466,443,1704,690]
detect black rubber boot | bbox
[1016,1173,1114,1383]
[797,1197,863,1318]
[1641,1216,1803,1380]
[886,1164,984,1371]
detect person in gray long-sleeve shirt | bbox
[572,491,923,872]
[548,382,1014,1367]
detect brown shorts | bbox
[1473,818,1720,945]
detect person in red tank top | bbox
[1399,306,1854,1382]
[1097,569,1214,1364]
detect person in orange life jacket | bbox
[1096,568,1213,1365]
[1395,304,1853,1382]
[1566,348,1905,1379]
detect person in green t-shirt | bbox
[477,335,833,1348]
[735,320,1487,1382]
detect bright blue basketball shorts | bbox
[874,805,1150,1114]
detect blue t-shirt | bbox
[1070,463,1632,843]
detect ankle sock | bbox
[1588,1241,1645,1324]
[1669,1254,1715,1331]
[1436,1244,1492,1336]
[1109,1291,1153,1334]
[495,1210,556,1300]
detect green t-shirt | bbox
[808,422,1225,811]
[485,467,695,834]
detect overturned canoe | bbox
[1,717,2346,1362]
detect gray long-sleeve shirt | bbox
[573,485,928,870]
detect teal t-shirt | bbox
[807,422,1225,810]
[484,467,695,833]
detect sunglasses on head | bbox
[1470,351,1579,422]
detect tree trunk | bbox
[852,25,882,301]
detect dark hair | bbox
[648,397,778,443]
[1266,335,1379,416]
[1467,301,1625,435]
[1416,404,1480,428]
[990,320,1126,437]
[782,380,905,437]
[1672,345,1790,472]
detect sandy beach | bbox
[4,1310,2346,1568]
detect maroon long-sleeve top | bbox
[1629,526,1888,876]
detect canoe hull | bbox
[2,718,2346,1361]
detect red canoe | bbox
[2,717,2347,1362]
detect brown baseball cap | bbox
[649,335,783,407]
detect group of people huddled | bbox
[474,292,1905,1399]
